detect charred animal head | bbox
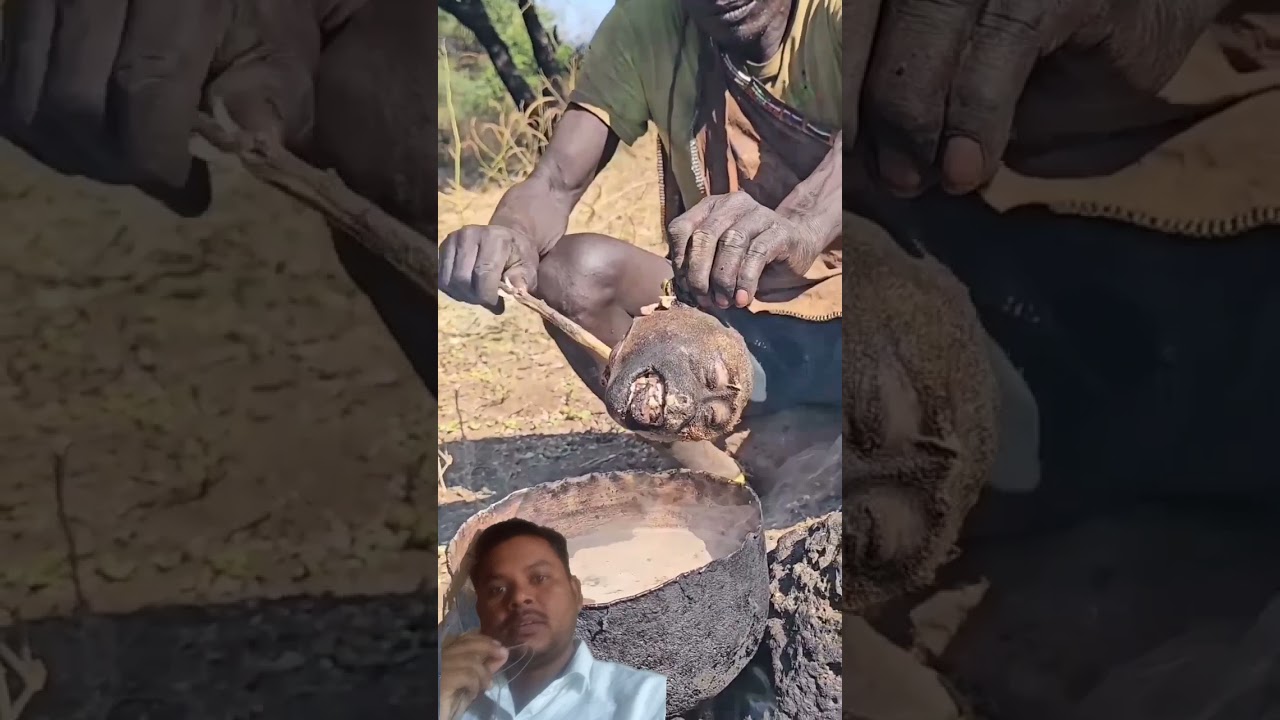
[601,304,753,442]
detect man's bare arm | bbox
[438,106,623,308]
[489,106,621,257]
[777,131,843,251]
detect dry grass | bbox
[438,129,661,249]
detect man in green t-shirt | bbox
[440,0,849,480]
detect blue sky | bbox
[541,0,613,43]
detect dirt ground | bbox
[0,140,435,718]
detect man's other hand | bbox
[864,0,1216,196]
[668,191,823,309]
[0,0,362,215]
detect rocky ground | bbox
[0,139,435,718]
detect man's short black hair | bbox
[469,518,572,581]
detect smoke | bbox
[761,435,842,530]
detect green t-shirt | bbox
[571,0,843,209]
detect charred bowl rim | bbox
[445,469,765,606]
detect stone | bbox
[764,512,843,719]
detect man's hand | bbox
[865,0,1224,195]
[440,632,509,720]
[0,0,363,215]
[439,225,541,314]
[437,108,620,315]
[668,191,823,309]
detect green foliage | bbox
[438,1,577,187]
[437,1,574,134]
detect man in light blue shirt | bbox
[440,519,667,720]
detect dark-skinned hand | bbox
[668,190,823,309]
[865,0,1223,196]
[0,0,365,216]
[438,224,541,314]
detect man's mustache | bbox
[506,608,548,631]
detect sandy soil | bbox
[0,140,435,717]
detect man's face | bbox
[473,535,583,659]
[683,0,783,51]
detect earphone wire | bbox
[496,642,535,687]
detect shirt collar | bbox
[562,639,594,691]
[483,638,595,705]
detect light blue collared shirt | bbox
[460,639,667,720]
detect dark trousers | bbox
[917,195,1280,502]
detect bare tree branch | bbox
[439,0,539,109]
[516,0,567,83]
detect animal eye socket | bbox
[705,359,728,390]
[701,403,724,427]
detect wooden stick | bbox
[498,281,612,363]
[191,102,436,298]
[190,102,616,364]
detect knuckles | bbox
[720,228,749,249]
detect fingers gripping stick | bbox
[189,98,437,298]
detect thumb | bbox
[503,262,537,294]
[503,242,538,293]
[484,645,510,674]
[206,55,314,148]
[204,0,321,147]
